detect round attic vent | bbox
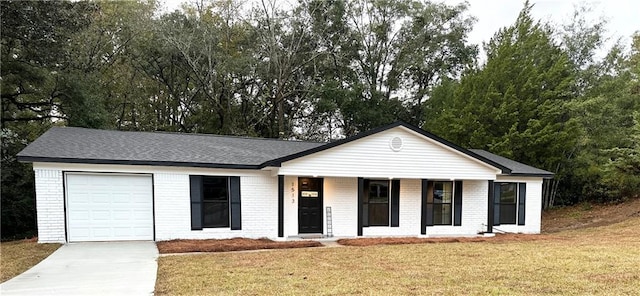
[389,136,403,152]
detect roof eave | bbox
[17,156,261,170]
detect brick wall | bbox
[34,169,65,243]
[363,179,422,236]
[426,180,488,236]
[324,177,358,237]
[154,171,279,240]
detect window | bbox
[499,183,517,224]
[202,176,230,228]
[190,175,241,230]
[428,181,453,225]
[368,180,390,226]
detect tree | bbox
[424,2,578,208]
[0,0,99,239]
[296,0,476,139]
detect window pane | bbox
[203,177,228,201]
[500,204,516,224]
[367,180,389,226]
[500,183,517,203]
[300,178,321,191]
[434,181,453,203]
[369,180,389,203]
[369,203,389,226]
[433,204,452,225]
[203,202,229,227]
[202,176,230,228]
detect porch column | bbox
[278,175,284,237]
[421,179,428,235]
[357,177,363,236]
[487,180,494,233]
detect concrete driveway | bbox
[0,242,158,296]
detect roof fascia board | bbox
[505,173,555,178]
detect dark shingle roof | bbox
[470,149,554,178]
[17,124,554,178]
[17,127,324,168]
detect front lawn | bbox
[156,217,640,295]
[0,238,61,283]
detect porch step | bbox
[297,234,324,239]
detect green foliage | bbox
[1,0,639,239]
[1,0,98,239]
[424,2,579,207]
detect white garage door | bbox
[66,173,153,242]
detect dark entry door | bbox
[298,177,323,233]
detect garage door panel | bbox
[66,174,153,242]
[69,210,90,220]
[92,210,111,220]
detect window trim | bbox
[427,180,454,226]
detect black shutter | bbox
[189,175,203,230]
[518,183,526,225]
[391,179,400,227]
[454,180,463,226]
[357,177,364,236]
[278,175,284,237]
[362,179,370,227]
[487,180,494,233]
[424,180,434,227]
[229,176,241,230]
[493,182,501,226]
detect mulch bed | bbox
[337,233,547,247]
[157,238,322,254]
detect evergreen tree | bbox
[424,2,578,208]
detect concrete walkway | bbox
[0,242,158,296]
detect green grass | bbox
[155,218,640,295]
[0,239,61,283]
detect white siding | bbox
[278,126,501,180]
[34,169,65,243]
[493,176,543,234]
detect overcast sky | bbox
[162,0,639,54]
[444,0,638,51]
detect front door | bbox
[298,177,323,233]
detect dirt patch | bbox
[337,233,549,246]
[157,238,322,254]
[542,198,640,233]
